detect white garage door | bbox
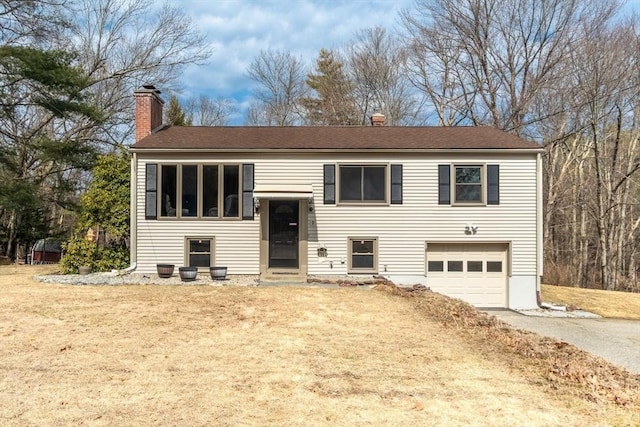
[426,243,508,308]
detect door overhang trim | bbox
[254,183,313,200]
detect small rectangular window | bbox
[454,165,483,203]
[487,261,503,273]
[161,165,177,217]
[448,261,463,272]
[187,238,213,268]
[349,238,378,273]
[427,261,444,272]
[339,165,386,203]
[467,261,483,272]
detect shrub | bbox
[60,238,129,274]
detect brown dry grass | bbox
[0,266,638,426]
[542,284,640,319]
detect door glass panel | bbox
[487,261,503,272]
[269,200,299,268]
[467,261,483,272]
[448,261,463,272]
[428,261,444,272]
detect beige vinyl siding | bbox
[135,152,538,276]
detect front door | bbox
[268,200,299,269]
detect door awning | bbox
[253,184,313,199]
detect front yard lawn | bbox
[1,266,638,426]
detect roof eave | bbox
[129,147,543,154]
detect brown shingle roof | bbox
[131,125,541,150]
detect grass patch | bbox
[542,284,640,319]
[375,284,640,421]
[1,266,638,425]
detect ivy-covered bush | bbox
[60,238,98,273]
[60,238,129,274]
[60,149,130,274]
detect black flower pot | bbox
[209,266,228,280]
[178,266,198,282]
[157,264,175,278]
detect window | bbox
[454,165,483,203]
[222,165,239,217]
[467,261,483,272]
[203,165,219,217]
[447,261,463,272]
[339,165,386,203]
[158,164,241,219]
[348,238,378,273]
[182,165,198,217]
[439,164,499,205]
[487,261,503,273]
[161,165,177,217]
[186,238,214,268]
[427,261,444,272]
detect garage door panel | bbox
[426,243,508,308]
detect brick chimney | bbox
[134,84,164,142]
[370,112,385,126]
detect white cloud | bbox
[169,0,414,123]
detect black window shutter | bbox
[145,163,157,219]
[391,164,403,204]
[487,164,499,205]
[242,164,255,220]
[324,164,335,204]
[438,164,450,205]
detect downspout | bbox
[536,152,543,306]
[127,151,138,273]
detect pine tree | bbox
[165,95,191,126]
[303,49,358,125]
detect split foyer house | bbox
[130,85,544,309]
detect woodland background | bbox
[1,0,638,291]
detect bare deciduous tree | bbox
[185,95,236,126]
[69,0,212,145]
[401,0,621,136]
[246,49,308,126]
[348,27,419,125]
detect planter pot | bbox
[178,266,198,282]
[78,266,91,275]
[157,263,175,278]
[209,266,228,280]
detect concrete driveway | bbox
[487,310,640,375]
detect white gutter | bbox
[130,151,137,267]
[129,148,544,154]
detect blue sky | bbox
[176,0,414,124]
[173,0,640,125]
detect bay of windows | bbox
[159,164,240,219]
